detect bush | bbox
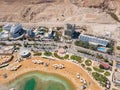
[85,60,92,66]
[54,53,69,60]
[93,67,104,73]
[70,55,82,63]
[96,54,104,59]
[64,54,69,59]
[75,40,97,50]
[117,46,120,50]
[0,28,3,32]
[104,58,109,62]
[81,64,85,68]
[34,52,42,56]
[44,52,52,56]
[92,72,108,87]
[112,88,118,90]
[104,71,111,76]
[54,53,63,59]
[77,50,94,56]
[108,60,113,66]
[86,67,92,72]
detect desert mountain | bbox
[0,0,119,23]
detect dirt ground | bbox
[0,56,103,90]
[0,0,119,23]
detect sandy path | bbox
[0,57,103,90]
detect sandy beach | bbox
[0,57,103,90]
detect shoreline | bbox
[0,57,103,90]
[8,70,76,90]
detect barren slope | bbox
[0,0,119,23]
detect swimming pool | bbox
[97,47,107,52]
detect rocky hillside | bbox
[0,0,119,23]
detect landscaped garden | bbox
[104,71,111,76]
[75,40,114,55]
[77,50,94,56]
[44,52,52,56]
[117,46,120,50]
[85,59,92,66]
[75,40,97,50]
[54,53,63,59]
[54,53,69,59]
[93,67,104,73]
[0,28,3,32]
[92,72,108,87]
[63,54,69,59]
[70,55,82,63]
[34,52,42,56]
[86,67,92,72]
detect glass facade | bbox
[79,34,109,46]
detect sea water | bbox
[9,71,75,90]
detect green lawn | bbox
[93,67,104,73]
[85,59,92,66]
[86,67,92,72]
[0,28,3,32]
[64,54,69,59]
[34,52,42,56]
[70,55,82,63]
[92,72,108,87]
[44,52,52,56]
[54,53,69,59]
[54,53,63,59]
[104,71,111,76]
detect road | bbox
[1,39,120,62]
[0,21,120,27]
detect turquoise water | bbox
[24,78,36,90]
[97,47,107,52]
[8,71,75,90]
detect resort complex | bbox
[0,0,120,90]
[0,22,120,90]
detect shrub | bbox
[54,53,69,60]
[85,60,92,66]
[109,60,113,66]
[70,55,82,63]
[86,67,92,72]
[96,54,104,59]
[54,53,63,59]
[34,52,42,56]
[93,67,104,73]
[44,52,52,56]
[64,54,69,59]
[77,50,94,56]
[75,40,97,50]
[81,64,85,68]
[104,71,111,76]
[117,46,120,50]
[0,28,3,32]
[112,88,118,90]
[92,72,108,87]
